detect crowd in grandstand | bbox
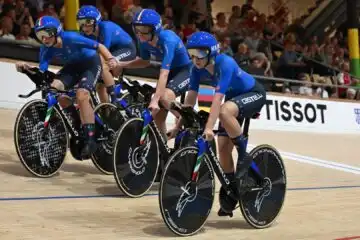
[0,0,359,100]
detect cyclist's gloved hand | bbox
[15,62,30,73]
[107,56,119,70]
[203,128,214,141]
[148,99,160,116]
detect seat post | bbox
[180,92,185,104]
[243,117,251,139]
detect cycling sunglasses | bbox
[77,18,95,26]
[35,29,55,41]
[187,48,210,59]
[133,25,152,35]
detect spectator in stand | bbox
[320,43,334,66]
[15,22,36,44]
[303,41,322,62]
[97,2,109,20]
[228,5,241,25]
[15,3,34,29]
[212,12,227,38]
[26,0,44,14]
[321,35,331,47]
[123,0,142,24]
[240,9,257,33]
[264,15,279,41]
[188,0,209,31]
[297,73,313,96]
[161,3,174,30]
[240,0,258,18]
[227,16,244,40]
[181,20,197,40]
[163,3,173,18]
[258,28,274,62]
[219,36,233,56]
[0,15,15,39]
[277,37,306,79]
[332,47,345,69]
[1,5,19,34]
[14,0,24,17]
[255,13,266,32]
[337,61,359,99]
[234,43,251,69]
[243,29,261,56]
[38,3,59,19]
[0,0,4,14]
[272,0,289,25]
[247,53,271,76]
[331,36,340,51]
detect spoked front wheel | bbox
[239,144,287,228]
[113,118,159,197]
[14,99,68,177]
[159,146,215,236]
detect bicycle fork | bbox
[43,92,57,129]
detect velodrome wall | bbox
[2,61,360,135]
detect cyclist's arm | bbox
[117,44,151,68]
[39,46,53,72]
[97,43,113,61]
[117,57,151,68]
[73,34,113,61]
[205,61,231,131]
[153,42,177,102]
[174,70,199,130]
[101,25,112,49]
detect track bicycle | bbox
[13,67,141,177]
[112,88,217,198]
[90,77,154,173]
[158,101,287,236]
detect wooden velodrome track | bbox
[0,59,359,240]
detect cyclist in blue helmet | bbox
[169,31,267,217]
[15,16,117,158]
[108,8,192,139]
[77,5,137,103]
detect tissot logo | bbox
[265,99,327,124]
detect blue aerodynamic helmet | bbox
[34,16,63,44]
[132,9,162,36]
[77,5,102,27]
[186,31,220,60]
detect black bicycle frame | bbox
[44,90,106,139]
[192,117,265,198]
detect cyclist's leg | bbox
[76,55,102,157]
[217,118,239,215]
[96,82,108,103]
[217,123,235,173]
[219,82,266,184]
[155,64,191,139]
[99,54,116,102]
[53,66,80,120]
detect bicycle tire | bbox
[113,118,160,197]
[14,99,68,178]
[159,146,215,236]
